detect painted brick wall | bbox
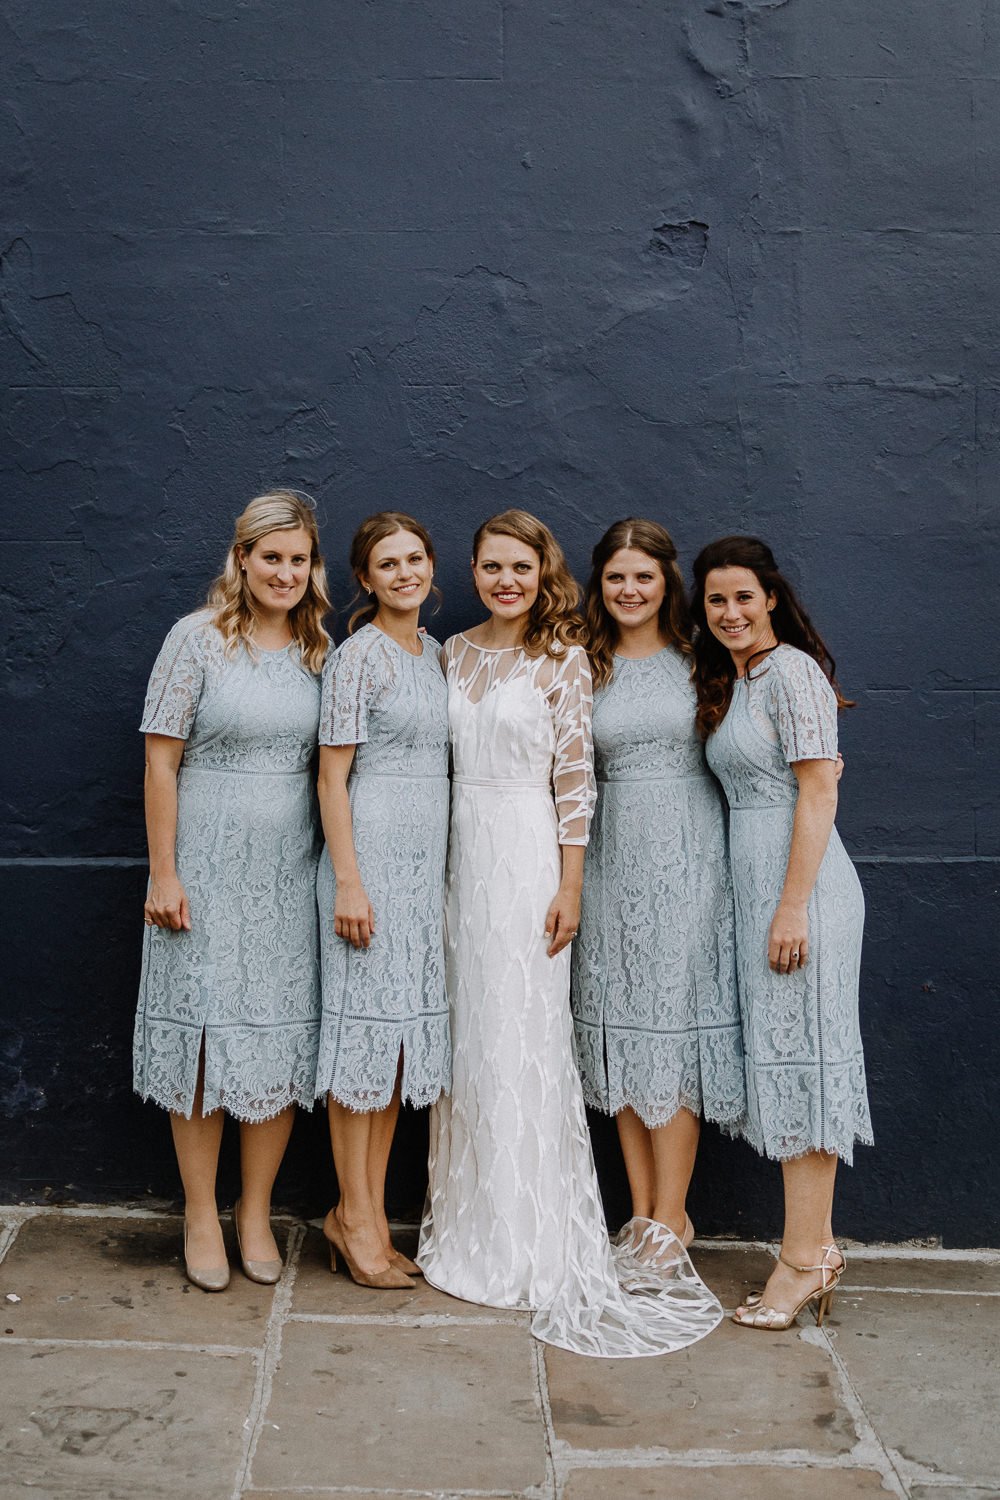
[1,1,997,1242]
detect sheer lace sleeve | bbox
[139,613,213,739]
[319,629,396,747]
[768,647,839,764]
[545,646,597,846]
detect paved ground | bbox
[0,1208,997,1500]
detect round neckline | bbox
[252,640,292,656]
[612,645,673,664]
[367,621,426,659]
[459,630,521,653]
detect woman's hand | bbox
[334,879,376,949]
[145,874,191,932]
[769,900,808,973]
[545,884,581,958]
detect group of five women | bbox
[135,491,872,1357]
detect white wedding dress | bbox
[418,635,723,1357]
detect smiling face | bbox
[362,529,434,615]
[472,532,540,626]
[239,526,313,618]
[601,547,667,638]
[703,565,777,671]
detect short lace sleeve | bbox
[319,629,397,747]
[544,646,597,846]
[139,613,214,739]
[768,648,839,764]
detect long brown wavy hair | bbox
[206,490,331,674]
[690,535,853,739]
[345,511,440,634]
[472,509,584,659]
[584,518,693,690]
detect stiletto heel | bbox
[324,1215,415,1290]
[183,1219,230,1293]
[233,1199,283,1285]
[733,1245,844,1331]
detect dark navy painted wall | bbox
[2,2,998,1243]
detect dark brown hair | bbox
[584,518,693,690]
[690,535,853,739]
[472,509,584,658]
[346,512,439,634]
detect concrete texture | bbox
[1,1209,999,1499]
[1,0,998,1245]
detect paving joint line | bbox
[0,1333,256,1356]
[528,1335,558,1500]
[233,1220,306,1500]
[550,1442,896,1470]
[801,1324,908,1498]
[0,1218,21,1264]
[285,1310,529,1329]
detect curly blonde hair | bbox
[472,509,584,659]
[584,518,693,690]
[206,490,332,674]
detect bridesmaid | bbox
[135,490,330,1291]
[573,519,745,1254]
[691,535,873,1330]
[315,512,450,1290]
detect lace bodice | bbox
[705,644,839,808]
[445,634,596,845]
[593,647,706,781]
[320,624,448,779]
[140,610,321,772]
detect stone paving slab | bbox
[835,1257,1000,1293]
[251,1318,546,1494]
[546,1316,857,1455]
[834,1293,1000,1487]
[0,1213,281,1346]
[292,1225,529,1323]
[686,1244,778,1307]
[562,1467,890,1499]
[0,1341,254,1498]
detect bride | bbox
[418,509,722,1357]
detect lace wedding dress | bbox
[418,635,723,1357]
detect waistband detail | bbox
[453,775,550,791]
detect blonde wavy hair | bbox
[206,490,332,674]
[584,518,693,690]
[472,509,584,659]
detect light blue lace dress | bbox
[705,644,873,1164]
[134,611,323,1121]
[572,648,745,1130]
[315,625,451,1111]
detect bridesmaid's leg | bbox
[369,1053,404,1258]
[616,1107,656,1220]
[170,1054,226,1270]
[326,1098,393,1276]
[649,1107,701,1244]
[739,1150,840,1316]
[237,1106,295,1262]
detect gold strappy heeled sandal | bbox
[733,1244,843,1330]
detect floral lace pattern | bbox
[134,612,323,1122]
[705,645,873,1163]
[315,626,451,1111]
[572,649,745,1130]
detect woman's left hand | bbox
[768,901,809,974]
[545,885,581,958]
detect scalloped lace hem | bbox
[135,1082,318,1124]
[581,1084,747,1134]
[738,1124,875,1167]
[318,1081,447,1114]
